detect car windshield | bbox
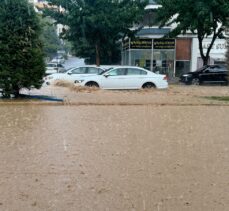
[195,66,208,72]
[99,68,114,75]
[62,67,74,73]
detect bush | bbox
[0,0,45,98]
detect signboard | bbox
[202,39,227,54]
[153,39,175,49]
[130,39,152,49]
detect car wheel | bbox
[142,82,156,89]
[191,78,200,85]
[85,82,99,88]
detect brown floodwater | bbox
[0,102,229,211]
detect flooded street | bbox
[0,100,229,210]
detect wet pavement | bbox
[0,100,229,210]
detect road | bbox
[0,86,229,211]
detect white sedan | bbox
[44,66,105,85]
[75,66,168,89]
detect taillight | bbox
[163,75,168,81]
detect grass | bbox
[204,96,229,102]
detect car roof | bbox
[102,65,146,70]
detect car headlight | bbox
[182,74,191,77]
[75,80,84,83]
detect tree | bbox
[39,16,62,59]
[156,0,229,65]
[44,0,147,65]
[0,0,45,98]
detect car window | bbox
[127,68,147,75]
[71,67,87,74]
[87,67,100,74]
[108,68,126,76]
[196,66,208,72]
[98,68,104,74]
[213,66,226,72]
[207,66,219,72]
[57,64,63,67]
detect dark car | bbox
[180,65,228,85]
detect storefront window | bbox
[153,50,175,78]
[130,49,152,69]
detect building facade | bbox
[122,0,227,77]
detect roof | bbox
[136,28,171,36]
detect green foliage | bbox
[45,0,147,65]
[205,96,229,102]
[0,0,45,98]
[39,16,62,58]
[156,0,229,65]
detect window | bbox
[127,68,147,75]
[71,67,87,74]
[108,68,126,76]
[87,67,100,74]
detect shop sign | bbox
[153,39,175,49]
[130,39,152,49]
[202,39,227,54]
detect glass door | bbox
[153,50,175,78]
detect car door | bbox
[125,68,148,88]
[211,66,227,83]
[199,67,212,83]
[100,68,127,89]
[70,67,87,82]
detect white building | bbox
[122,0,228,76]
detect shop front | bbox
[122,38,176,78]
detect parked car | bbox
[45,63,65,75]
[51,56,65,64]
[180,65,229,85]
[44,66,105,85]
[75,66,168,89]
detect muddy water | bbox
[0,104,229,211]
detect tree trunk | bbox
[13,85,20,98]
[197,26,222,67]
[203,57,209,66]
[95,44,100,66]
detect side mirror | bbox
[104,73,110,78]
[67,72,72,75]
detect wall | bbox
[191,38,227,71]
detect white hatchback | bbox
[44,66,105,85]
[75,66,168,89]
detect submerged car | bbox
[180,65,228,85]
[44,66,105,85]
[75,66,168,89]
